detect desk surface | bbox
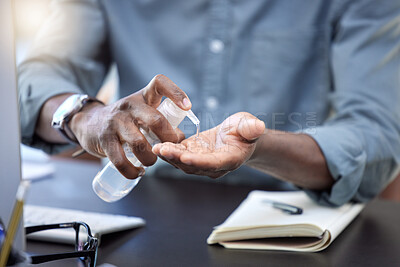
[26,159,400,267]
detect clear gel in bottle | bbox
[92,98,200,202]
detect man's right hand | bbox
[69,74,191,179]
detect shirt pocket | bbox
[244,27,330,119]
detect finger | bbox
[143,74,192,110]
[101,135,145,179]
[154,143,230,178]
[237,116,265,142]
[152,143,162,155]
[118,122,157,167]
[132,103,181,143]
[153,142,186,162]
[153,145,192,172]
[179,147,243,172]
[156,140,212,161]
[153,142,204,176]
[155,150,219,176]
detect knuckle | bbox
[149,114,164,129]
[153,74,166,85]
[103,117,118,131]
[113,158,129,173]
[116,99,132,111]
[98,134,107,147]
[98,131,114,146]
[129,134,147,148]
[172,90,185,100]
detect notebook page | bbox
[217,191,363,232]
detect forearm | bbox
[19,0,110,150]
[35,93,74,144]
[247,130,334,190]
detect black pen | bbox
[262,199,303,215]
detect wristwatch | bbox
[51,94,103,144]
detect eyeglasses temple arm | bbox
[25,222,91,235]
[30,251,94,264]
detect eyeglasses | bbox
[26,222,99,267]
[1,221,98,267]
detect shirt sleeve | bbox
[302,0,400,206]
[18,0,110,154]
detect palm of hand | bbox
[153,112,265,178]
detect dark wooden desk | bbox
[26,159,400,267]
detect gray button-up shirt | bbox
[18,0,400,206]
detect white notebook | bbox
[207,190,364,252]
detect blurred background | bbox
[14,0,56,180]
[15,0,50,64]
[14,0,116,164]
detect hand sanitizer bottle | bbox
[92,98,200,202]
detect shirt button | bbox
[206,96,219,110]
[209,39,224,53]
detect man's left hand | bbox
[152,112,265,178]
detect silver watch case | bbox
[51,94,90,129]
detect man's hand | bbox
[152,112,265,178]
[69,74,190,179]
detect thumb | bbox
[237,116,265,142]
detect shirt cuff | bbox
[19,74,83,154]
[299,125,367,206]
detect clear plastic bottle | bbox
[92,98,200,202]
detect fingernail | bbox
[139,169,146,177]
[255,119,266,132]
[182,98,191,109]
[152,144,160,153]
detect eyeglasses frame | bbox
[25,221,98,267]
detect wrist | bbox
[247,132,267,164]
[36,93,75,144]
